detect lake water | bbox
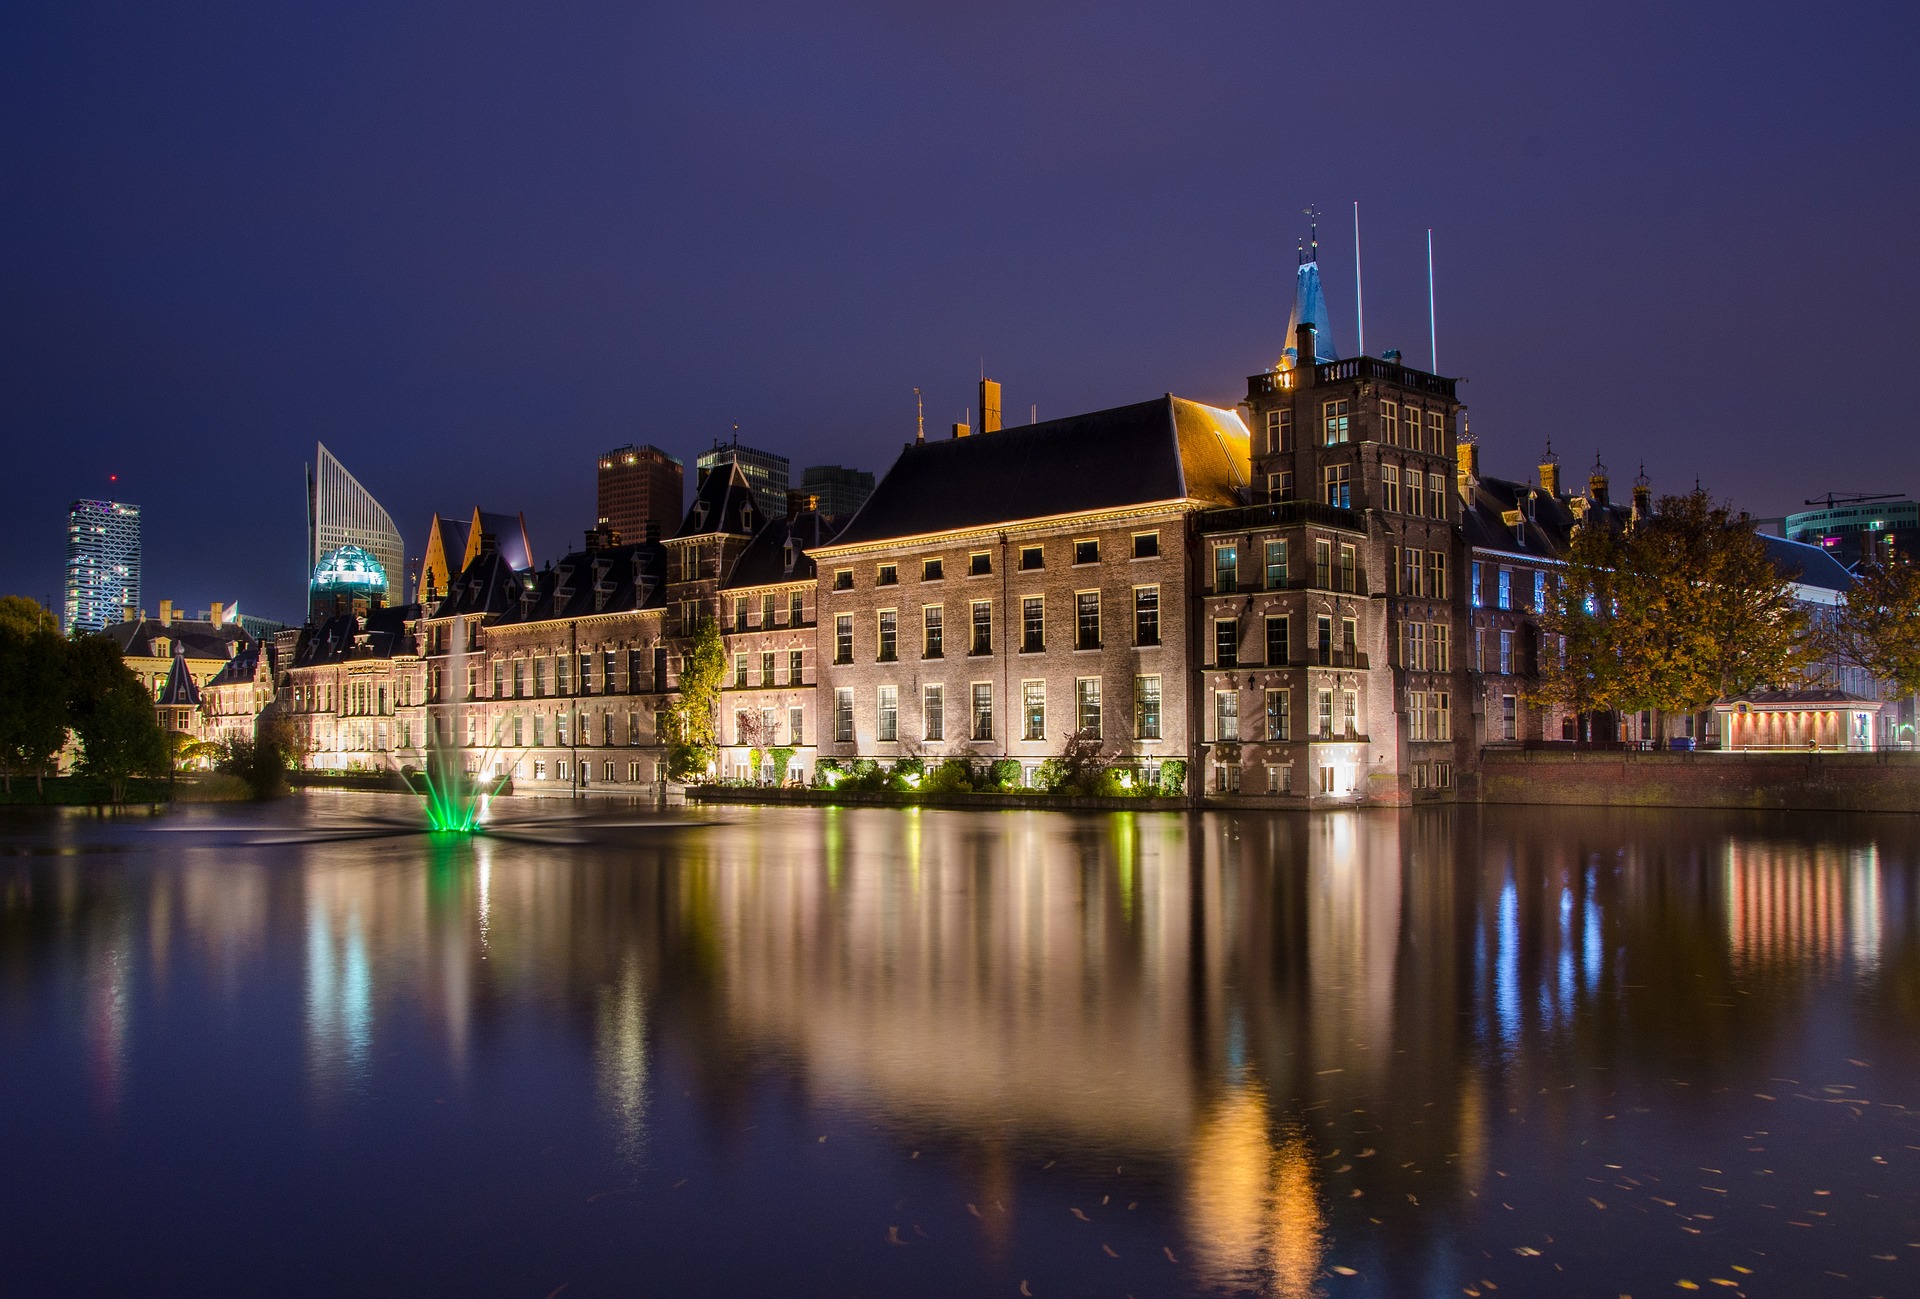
[2,796,1918,1297]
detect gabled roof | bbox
[291,605,421,669]
[204,639,276,689]
[673,461,761,539]
[156,650,201,707]
[824,396,1250,549]
[1760,534,1854,594]
[105,617,252,662]
[724,507,840,590]
[1725,687,1880,707]
[1460,472,1632,561]
[430,551,530,620]
[470,509,534,573]
[493,543,668,626]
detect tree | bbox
[1827,554,1920,704]
[1538,490,1812,735]
[76,674,169,803]
[0,596,69,795]
[218,714,298,799]
[661,616,727,780]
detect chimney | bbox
[952,421,971,439]
[210,601,225,627]
[1589,459,1610,509]
[477,531,499,556]
[979,378,1002,433]
[1295,323,1318,377]
[1539,446,1561,497]
[1632,467,1652,521]
[644,521,661,544]
[123,604,136,624]
[159,599,174,626]
[786,489,819,516]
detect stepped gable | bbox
[204,639,277,689]
[827,395,1250,548]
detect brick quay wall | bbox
[1476,750,1920,814]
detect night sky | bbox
[4,2,1916,623]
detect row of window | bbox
[730,591,809,631]
[461,709,651,749]
[1209,685,1387,742]
[1212,613,1358,669]
[469,646,674,700]
[1260,402,1448,453]
[1380,466,1449,518]
[831,677,1165,744]
[832,533,1161,591]
[1398,621,1452,672]
[833,589,1160,664]
[1392,546,1449,598]
[732,705,809,747]
[1210,538,1362,594]
[732,648,807,688]
[1471,562,1551,612]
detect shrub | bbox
[1092,768,1138,798]
[768,746,796,785]
[924,758,976,793]
[1158,759,1188,797]
[887,756,926,791]
[813,758,844,788]
[1031,758,1067,793]
[986,758,1023,791]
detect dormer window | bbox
[783,541,798,572]
[692,502,710,530]
[740,505,754,531]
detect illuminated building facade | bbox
[1786,496,1918,568]
[596,444,683,548]
[306,443,405,615]
[201,639,279,749]
[308,544,390,622]
[418,508,534,604]
[283,605,428,772]
[103,601,252,699]
[64,499,141,634]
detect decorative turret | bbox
[1278,209,1339,370]
[1539,442,1561,497]
[1632,465,1653,522]
[1588,455,1610,509]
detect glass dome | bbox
[311,544,389,595]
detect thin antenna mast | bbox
[914,387,924,443]
[1353,201,1365,357]
[1426,229,1437,373]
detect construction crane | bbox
[1803,490,1905,508]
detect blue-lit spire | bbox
[1279,208,1340,369]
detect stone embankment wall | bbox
[689,787,1188,813]
[1478,750,1920,814]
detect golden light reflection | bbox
[1184,1081,1325,1297]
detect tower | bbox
[64,499,141,634]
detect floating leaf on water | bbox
[1102,1244,1119,1258]
[1330,1265,1357,1276]
[1069,1207,1089,1221]
[886,1226,906,1246]
[1163,1246,1178,1264]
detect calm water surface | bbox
[3,796,1918,1298]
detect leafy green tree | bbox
[1827,554,1920,703]
[77,674,169,803]
[1539,489,1811,735]
[0,597,69,795]
[217,714,298,799]
[661,615,727,780]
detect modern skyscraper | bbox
[64,499,141,633]
[306,443,405,616]
[596,444,684,545]
[696,437,789,520]
[798,464,874,519]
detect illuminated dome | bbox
[311,544,389,596]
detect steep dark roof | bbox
[106,617,251,662]
[723,508,839,590]
[474,510,534,572]
[1730,687,1878,706]
[291,605,420,669]
[430,551,530,619]
[204,639,276,689]
[1460,473,1633,560]
[826,396,1250,548]
[493,543,668,625]
[1760,534,1854,594]
[674,461,761,539]
[156,650,201,707]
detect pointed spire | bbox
[1280,211,1339,370]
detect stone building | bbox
[283,606,427,772]
[201,639,279,750]
[809,395,1249,788]
[103,601,251,699]
[715,497,832,785]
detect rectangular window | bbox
[1534,570,1547,612]
[1316,615,1332,666]
[1265,688,1290,740]
[1022,596,1045,653]
[1382,464,1400,512]
[1264,408,1294,454]
[1020,545,1044,571]
[834,688,854,743]
[621,652,636,695]
[877,686,898,742]
[834,568,853,590]
[733,653,748,688]
[971,683,993,740]
[1407,620,1427,670]
[535,716,545,746]
[1471,561,1483,607]
[1497,567,1512,610]
[1342,689,1358,738]
[924,684,944,741]
[1502,694,1517,741]
[1339,543,1356,593]
[922,557,943,581]
[579,653,593,693]
[874,564,898,589]
[1075,592,1101,650]
[969,551,991,577]
[1075,677,1102,735]
[761,651,775,685]
[1022,680,1046,741]
[790,706,804,746]
[877,609,898,662]
[763,593,777,627]
[1381,400,1399,446]
[923,605,944,658]
[1499,629,1514,675]
[1403,547,1423,597]
[834,614,853,664]
[790,592,805,625]
[627,712,639,745]
[1317,688,1334,737]
[1426,551,1446,601]
[1323,463,1351,508]
[1270,764,1293,794]
[970,601,992,655]
[733,597,748,632]
[789,648,803,684]
[493,661,504,697]
[534,658,547,696]
[1214,545,1238,593]
[1428,472,1446,519]
[557,713,568,745]
[1428,410,1445,453]
[1409,690,1427,741]
[1215,690,1240,741]
[1341,617,1357,668]
[654,646,668,690]
[1406,467,1425,516]
[1263,539,1288,590]
[1476,628,1485,673]
[1132,531,1159,559]
[1432,623,1450,671]
[1322,398,1350,445]
[1214,618,1238,667]
[1435,692,1452,741]
[1133,587,1160,647]
[1073,538,1099,565]
[1264,614,1288,666]
[1315,539,1332,589]
[1135,676,1162,740]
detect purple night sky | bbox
[3,1,1916,622]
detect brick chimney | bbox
[979,378,1002,433]
[951,421,970,439]
[159,599,174,626]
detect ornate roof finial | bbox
[1636,462,1650,488]
[1303,205,1321,264]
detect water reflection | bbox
[3,800,1920,1296]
